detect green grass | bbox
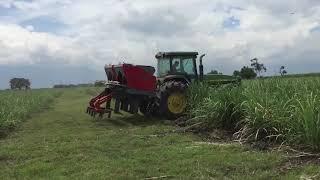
[204,74,241,87]
[189,77,320,150]
[0,88,319,179]
[204,74,236,81]
[0,89,61,136]
[265,72,320,79]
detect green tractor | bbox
[87,51,239,119]
[154,52,206,119]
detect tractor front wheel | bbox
[159,81,187,120]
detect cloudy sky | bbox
[0,0,320,88]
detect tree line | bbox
[233,58,287,79]
[53,80,106,88]
[7,78,107,90]
[209,58,288,79]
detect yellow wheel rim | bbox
[167,93,187,114]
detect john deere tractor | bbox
[87,51,206,119]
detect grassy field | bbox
[204,74,237,80]
[265,73,320,79]
[189,77,320,150]
[0,87,320,179]
[0,89,61,136]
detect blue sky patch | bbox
[223,16,240,29]
[20,16,66,33]
[0,5,19,17]
[310,26,320,33]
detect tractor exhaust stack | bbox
[199,54,205,82]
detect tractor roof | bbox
[155,52,199,59]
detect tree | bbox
[208,70,222,75]
[208,70,218,75]
[239,66,257,79]
[233,70,241,77]
[279,66,288,76]
[94,80,106,87]
[250,58,267,77]
[9,78,31,90]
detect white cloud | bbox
[0,23,94,65]
[0,0,320,74]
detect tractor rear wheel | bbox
[159,81,187,119]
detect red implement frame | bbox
[87,63,157,118]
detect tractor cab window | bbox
[158,57,170,77]
[157,56,196,77]
[172,58,181,73]
[172,57,195,76]
[181,57,195,75]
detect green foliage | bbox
[204,74,236,81]
[53,84,77,88]
[0,89,61,136]
[53,83,94,88]
[188,77,320,150]
[250,58,267,77]
[239,66,257,79]
[233,70,241,77]
[208,70,218,74]
[189,84,243,130]
[187,83,211,110]
[94,80,106,87]
[208,70,222,75]
[282,72,320,78]
[10,78,31,90]
[280,66,288,76]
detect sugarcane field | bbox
[1,1,320,179]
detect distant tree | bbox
[250,58,267,77]
[53,84,78,88]
[233,70,241,77]
[77,83,94,87]
[94,80,106,87]
[53,83,94,88]
[280,66,288,76]
[208,70,222,75]
[282,70,287,76]
[9,78,31,90]
[53,85,63,88]
[239,66,257,79]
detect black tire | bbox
[159,81,188,120]
[139,98,159,117]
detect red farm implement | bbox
[87,51,240,119]
[87,64,157,118]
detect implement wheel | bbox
[159,81,187,120]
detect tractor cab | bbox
[155,52,204,83]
